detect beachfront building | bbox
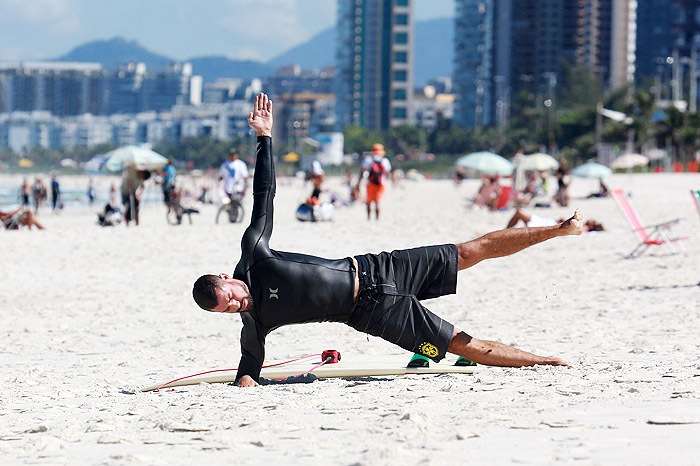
[453,0,638,129]
[454,0,495,128]
[635,0,675,82]
[273,92,336,150]
[0,97,265,153]
[335,0,414,131]
[264,65,335,98]
[0,62,107,117]
[413,87,455,129]
[0,111,62,153]
[0,61,201,117]
[105,62,201,114]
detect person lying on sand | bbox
[193,93,583,387]
[506,208,604,231]
[0,203,45,230]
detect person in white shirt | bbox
[219,148,249,201]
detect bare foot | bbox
[560,208,583,235]
[542,356,569,366]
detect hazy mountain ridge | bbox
[54,18,454,85]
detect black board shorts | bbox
[349,244,458,362]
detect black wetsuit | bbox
[233,137,356,382]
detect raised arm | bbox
[236,93,276,273]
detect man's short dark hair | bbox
[192,274,220,310]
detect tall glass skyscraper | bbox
[454,0,494,128]
[454,0,637,129]
[335,0,414,131]
[635,0,675,80]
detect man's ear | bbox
[218,273,230,280]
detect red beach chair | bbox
[611,189,688,258]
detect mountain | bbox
[186,56,274,83]
[54,37,173,70]
[266,18,454,85]
[51,18,454,85]
[267,27,336,70]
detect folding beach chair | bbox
[691,189,700,220]
[611,189,688,258]
[494,185,513,210]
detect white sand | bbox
[1,172,699,465]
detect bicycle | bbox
[216,192,245,224]
[165,185,195,225]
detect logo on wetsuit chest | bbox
[269,288,279,299]
[418,342,438,358]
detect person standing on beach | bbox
[50,173,60,212]
[357,143,392,220]
[32,178,46,213]
[87,178,95,207]
[192,93,583,388]
[20,179,30,207]
[156,158,176,206]
[555,159,570,207]
[120,166,149,226]
[219,148,249,203]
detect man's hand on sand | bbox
[236,375,259,387]
[248,92,273,137]
[560,208,584,235]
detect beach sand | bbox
[1,172,699,465]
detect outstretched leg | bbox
[458,209,583,270]
[448,329,567,367]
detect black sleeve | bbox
[236,136,275,274]
[235,313,269,383]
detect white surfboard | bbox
[141,355,478,392]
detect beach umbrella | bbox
[84,154,108,174]
[520,152,559,171]
[103,146,169,172]
[19,158,34,168]
[571,162,612,179]
[455,151,513,176]
[610,153,649,170]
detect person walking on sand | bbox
[20,178,30,207]
[50,173,60,212]
[192,93,584,388]
[357,143,391,220]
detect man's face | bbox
[210,274,252,313]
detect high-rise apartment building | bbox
[335,0,414,131]
[635,0,675,80]
[454,0,494,128]
[454,0,637,129]
[0,61,199,117]
[0,62,107,116]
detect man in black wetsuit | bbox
[193,93,582,387]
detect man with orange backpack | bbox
[357,143,392,220]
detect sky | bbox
[0,0,455,62]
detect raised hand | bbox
[248,92,273,137]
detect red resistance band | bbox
[155,350,341,391]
